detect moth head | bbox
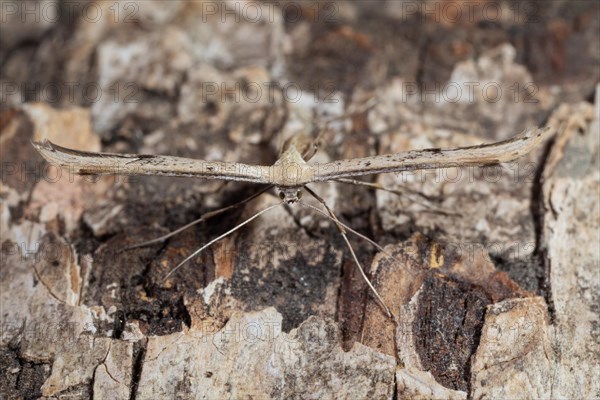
[277,187,303,204]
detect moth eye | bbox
[279,192,285,200]
[297,191,302,199]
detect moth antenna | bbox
[163,201,283,282]
[334,178,460,217]
[302,186,394,319]
[305,97,379,159]
[317,97,378,129]
[120,185,273,251]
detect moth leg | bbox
[303,186,394,319]
[121,185,273,251]
[163,201,283,281]
[334,177,460,217]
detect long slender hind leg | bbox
[121,185,273,251]
[163,201,283,281]
[303,186,393,319]
[335,178,459,217]
[297,201,404,266]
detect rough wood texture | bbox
[1,1,598,399]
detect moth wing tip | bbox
[522,126,552,140]
[31,138,55,151]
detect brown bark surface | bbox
[1,1,598,399]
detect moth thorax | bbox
[277,186,303,204]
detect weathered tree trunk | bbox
[1,1,598,399]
